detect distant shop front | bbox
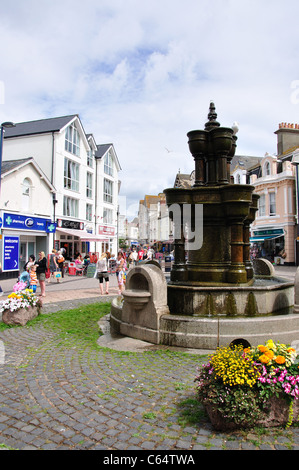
[250,228,289,264]
[0,211,56,279]
[55,218,111,259]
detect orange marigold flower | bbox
[265,350,274,359]
[275,355,286,364]
[288,347,296,353]
[258,345,268,353]
[259,354,270,364]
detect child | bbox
[29,264,38,293]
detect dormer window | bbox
[264,161,271,176]
[65,122,80,156]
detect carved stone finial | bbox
[205,101,220,130]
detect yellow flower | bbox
[266,339,276,350]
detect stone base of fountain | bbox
[110,263,299,350]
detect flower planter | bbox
[2,306,40,326]
[205,396,299,431]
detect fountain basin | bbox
[167,276,294,317]
[159,312,299,350]
[122,290,151,310]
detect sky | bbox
[1,0,299,219]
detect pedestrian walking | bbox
[35,251,47,297]
[96,253,109,295]
[116,251,126,295]
[57,251,65,279]
[48,249,58,283]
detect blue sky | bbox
[1,0,299,218]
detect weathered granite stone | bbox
[2,307,39,326]
[205,396,299,431]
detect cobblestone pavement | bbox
[0,266,299,451]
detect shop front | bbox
[0,212,56,279]
[55,218,110,260]
[250,228,286,264]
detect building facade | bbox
[249,154,296,265]
[0,158,56,278]
[1,115,121,270]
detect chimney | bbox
[275,122,299,156]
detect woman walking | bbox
[96,253,109,295]
[48,249,59,283]
[35,251,47,297]
[116,251,126,295]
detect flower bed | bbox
[195,340,299,430]
[0,289,42,326]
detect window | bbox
[64,158,79,191]
[87,150,94,168]
[86,172,93,198]
[86,203,92,221]
[103,178,113,203]
[103,207,113,224]
[104,151,113,176]
[63,196,78,217]
[65,122,80,156]
[258,194,265,216]
[264,161,270,176]
[269,192,276,216]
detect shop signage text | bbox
[3,236,19,271]
[3,213,55,233]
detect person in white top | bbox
[96,253,109,295]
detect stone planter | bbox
[2,306,40,326]
[205,396,299,431]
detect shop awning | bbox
[250,235,284,242]
[56,227,109,242]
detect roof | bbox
[95,143,122,171]
[1,158,56,191]
[1,158,33,174]
[174,173,192,188]
[3,115,78,138]
[231,154,262,172]
[95,143,113,158]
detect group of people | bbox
[95,251,127,295]
[18,245,156,299]
[21,249,66,298]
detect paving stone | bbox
[0,292,298,451]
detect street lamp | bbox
[0,121,15,191]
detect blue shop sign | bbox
[3,212,56,233]
[3,236,19,271]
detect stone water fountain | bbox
[110,103,299,350]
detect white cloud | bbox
[1,0,299,217]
